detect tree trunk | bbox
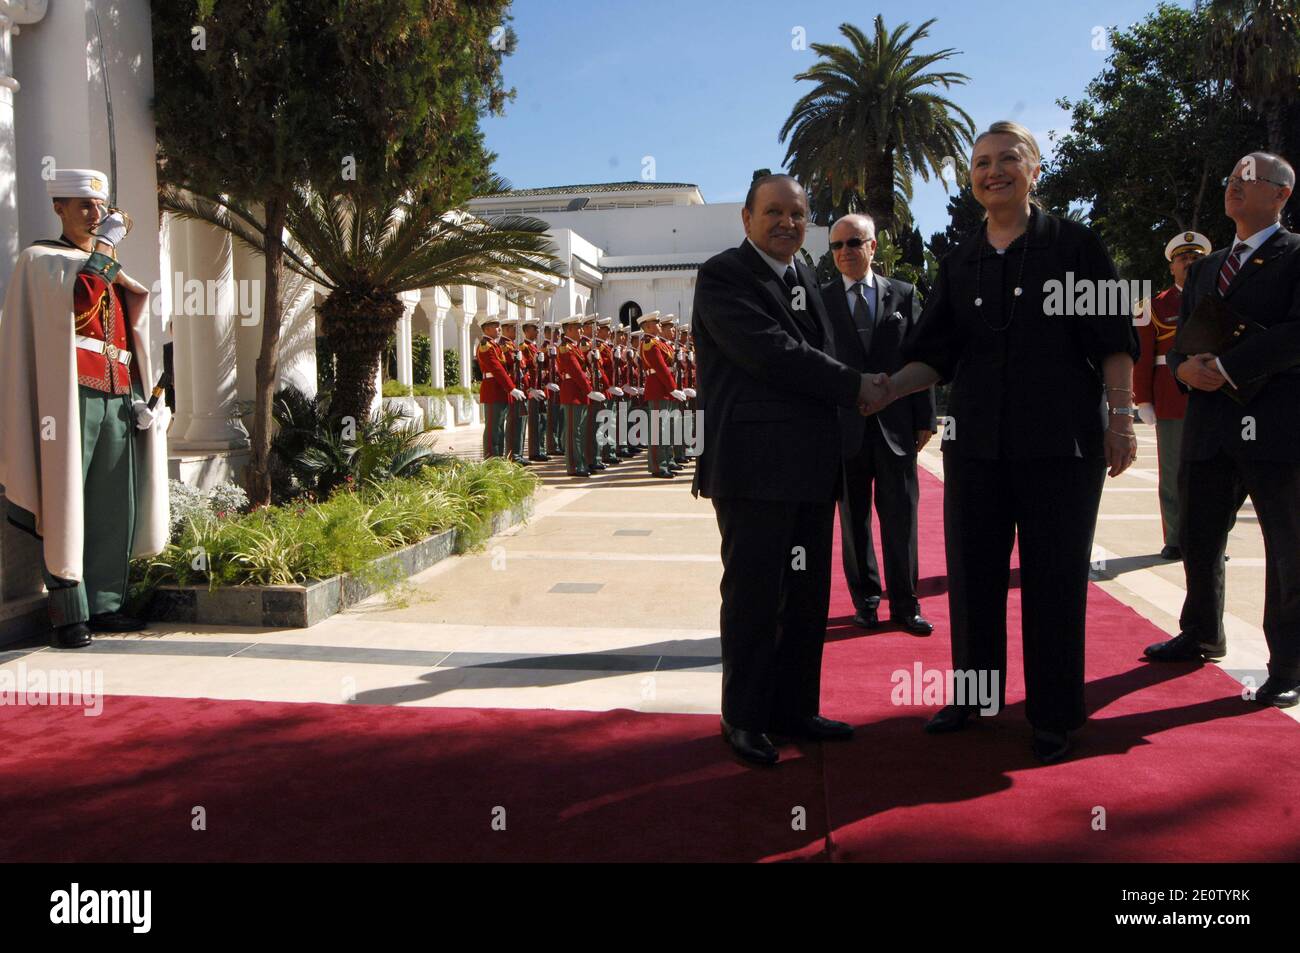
[865,149,896,237]
[320,289,405,426]
[245,196,286,508]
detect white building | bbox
[0,4,827,639]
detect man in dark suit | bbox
[1147,152,1300,709]
[821,214,936,635]
[691,174,879,765]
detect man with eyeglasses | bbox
[821,214,936,636]
[1148,152,1300,710]
[1134,230,1211,560]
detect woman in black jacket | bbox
[869,121,1139,763]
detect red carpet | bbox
[0,469,1296,862]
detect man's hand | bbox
[857,372,892,416]
[1175,353,1227,392]
[1104,416,1138,478]
[914,429,934,453]
[1136,403,1156,426]
[546,382,560,393]
[609,387,624,397]
[509,388,526,401]
[588,391,606,402]
[131,399,170,432]
[670,389,687,402]
[94,211,129,248]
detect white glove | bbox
[132,400,158,430]
[94,211,129,247]
[528,388,544,400]
[683,388,696,399]
[546,383,560,393]
[670,389,687,401]
[1137,403,1156,426]
[609,387,624,397]
[588,391,606,402]
[509,388,525,401]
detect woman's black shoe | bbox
[1031,729,1072,764]
[924,704,978,734]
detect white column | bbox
[422,287,449,389]
[396,290,417,387]
[165,214,195,439]
[178,219,249,449]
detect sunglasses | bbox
[829,237,873,251]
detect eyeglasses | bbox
[1222,174,1288,189]
[829,237,873,251]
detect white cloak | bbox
[0,243,169,582]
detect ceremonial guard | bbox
[639,311,685,478]
[520,317,549,462]
[0,169,170,647]
[544,324,564,455]
[498,317,529,465]
[627,330,646,456]
[476,315,523,459]
[1136,231,1210,559]
[580,315,609,471]
[662,315,689,467]
[557,314,593,476]
[613,326,634,458]
[595,317,621,466]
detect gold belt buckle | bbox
[104,342,119,362]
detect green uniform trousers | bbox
[647,399,675,477]
[42,386,138,626]
[481,399,508,458]
[564,404,589,475]
[1155,416,1185,548]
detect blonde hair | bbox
[972,120,1044,208]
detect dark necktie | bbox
[1217,242,1251,296]
[850,280,873,351]
[782,265,798,291]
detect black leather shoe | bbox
[1254,677,1300,708]
[88,611,147,633]
[1159,545,1182,560]
[651,471,674,479]
[924,704,979,734]
[50,622,92,649]
[529,454,550,462]
[591,462,607,471]
[721,719,778,765]
[891,612,934,636]
[572,470,590,478]
[852,606,879,629]
[1031,728,1072,764]
[775,715,854,741]
[1143,632,1226,662]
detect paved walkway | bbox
[1,423,1290,725]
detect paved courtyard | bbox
[0,420,1286,726]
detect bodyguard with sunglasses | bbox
[822,214,936,635]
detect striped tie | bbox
[1217,242,1250,296]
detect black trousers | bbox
[942,454,1106,732]
[1179,451,1300,680]
[837,423,920,616]
[712,496,835,730]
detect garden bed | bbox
[147,502,531,628]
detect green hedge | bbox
[138,458,537,590]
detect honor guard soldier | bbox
[476,315,523,459]
[498,316,529,465]
[544,323,564,455]
[613,326,634,458]
[1136,230,1211,559]
[580,315,609,471]
[557,314,594,476]
[520,317,549,461]
[660,315,689,467]
[638,311,685,478]
[627,329,646,456]
[595,316,621,466]
[0,169,171,648]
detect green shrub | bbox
[443,348,459,386]
[381,378,411,397]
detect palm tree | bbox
[1200,0,1300,223]
[162,186,561,427]
[779,17,976,234]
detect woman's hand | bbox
[1104,417,1137,477]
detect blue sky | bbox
[482,0,1192,241]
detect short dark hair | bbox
[744,173,802,212]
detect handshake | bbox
[856,372,895,416]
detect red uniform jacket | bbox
[556,342,590,404]
[1135,285,1189,420]
[641,336,678,400]
[476,338,516,403]
[599,342,616,391]
[74,271,134,395]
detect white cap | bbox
[46,168,110,201]
[660,314,678,326]
[476,314,502,329]
[1165,231,1212,261]
[521,316,540,327]
[498,316,519,326]
[598,316,613,327]
[560,313,585,326]
[636,310,662,327]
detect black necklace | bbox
[974,228,1030,332]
